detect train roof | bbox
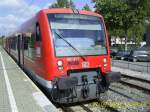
[38,8,102,17]
[7,8,103,38]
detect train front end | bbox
[43,9,121,103]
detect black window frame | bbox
[36,23,42,42]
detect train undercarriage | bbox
[49,68,121,103]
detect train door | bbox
[17,34,24,66]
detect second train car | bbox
[4,8,121,103]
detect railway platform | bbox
[0,47,58,112]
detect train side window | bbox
[36,23,41,41]
[28,34,35,59]
[24,37,29,50]
[10,37,17,51]
[24,33,35,59]
[24,36,29,57]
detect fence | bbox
[111,60,150,74]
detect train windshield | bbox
[48,14,107,57]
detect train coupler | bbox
[81,75,89,99]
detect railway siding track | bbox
[120,74,150,93]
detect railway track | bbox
[60,104,93,112]
[120,74,150,93]
[60,99,120,112]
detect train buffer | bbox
[0,47,58,112]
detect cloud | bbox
[0,14,24,35]
[0,0,40,36]
[0,0,21,9]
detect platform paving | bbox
[0,47,58,112]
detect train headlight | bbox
[103,58,107,63]
[58,66,64,70]
[104,64,107,67]
[57,60,63,66]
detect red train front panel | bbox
[37,9,113,103]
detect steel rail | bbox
[120,74,150,93]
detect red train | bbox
[4,8,120,103]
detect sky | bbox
[0,0,95,36]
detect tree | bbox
[69,0,76,9]
[93,0,150,50]
[82,4,91,11]
[49,0,76,9]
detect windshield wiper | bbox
[54,31,86,61]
